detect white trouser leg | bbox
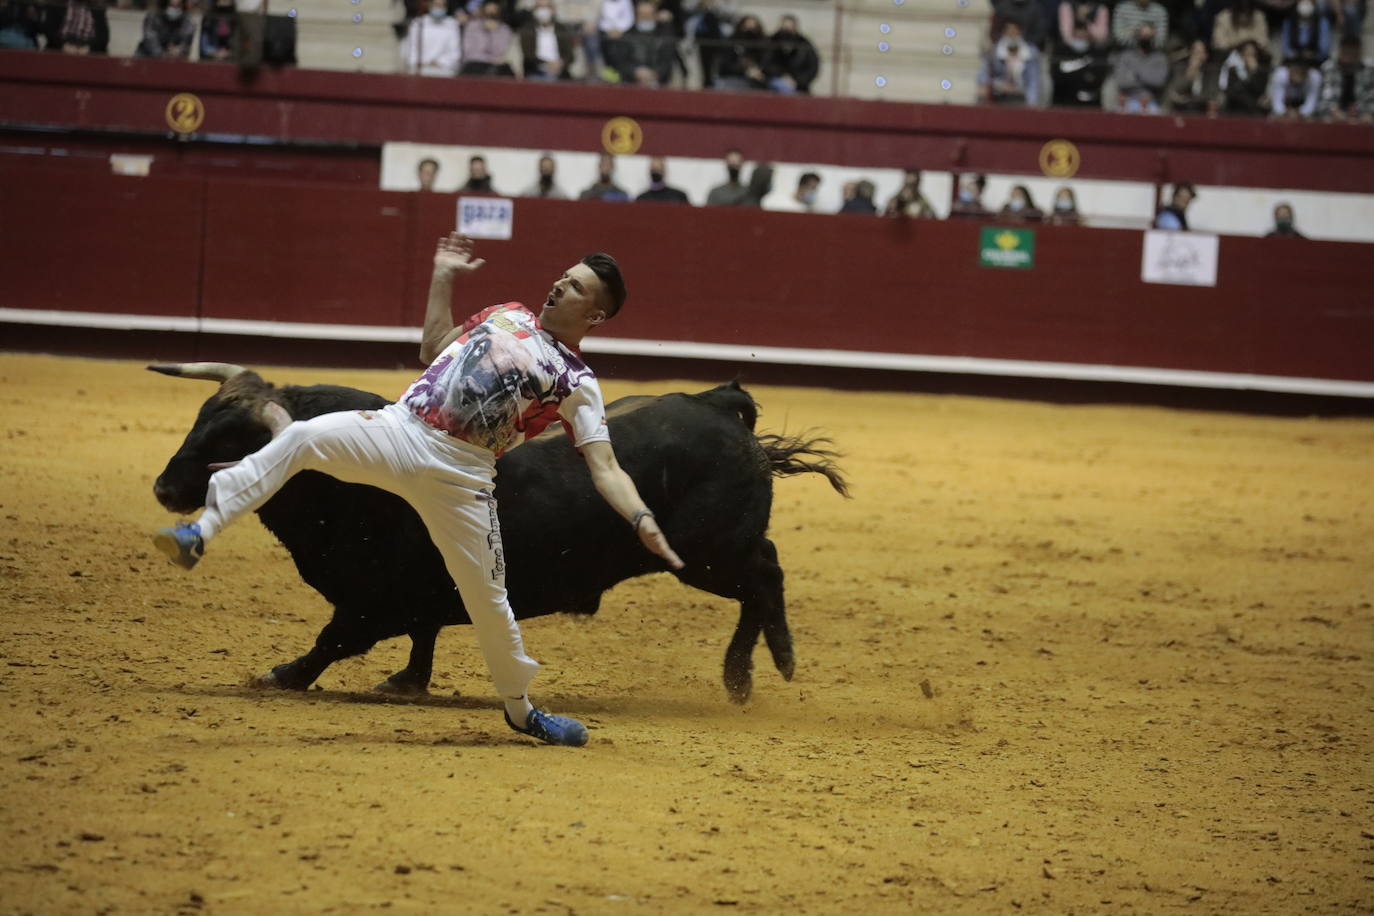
[202,405,539,701]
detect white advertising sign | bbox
[1140,230,1219,287]
[457,197,514,240]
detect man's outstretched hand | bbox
[434,232,486,275]
[637,515,685,570]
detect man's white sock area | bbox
[504,695,534,725]
[195,507,224,542]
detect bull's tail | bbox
[694,380,760,431]
[758,432,850,497]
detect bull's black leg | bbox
[375,626,439,695]
[676,537,794,704]
[252,613,380,690]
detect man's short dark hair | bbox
[470,154,486,164]
[418,157,439,170]
[798,171,821,187]
[1174,182,1197,198]
[582,253,626,318]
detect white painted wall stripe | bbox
[3,307,1371,399]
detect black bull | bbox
[150,363,848,702]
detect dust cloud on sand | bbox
[1,353,1370,913]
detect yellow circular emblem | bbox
[1039,139,1080,178]
[165,93,205,134]
[601,117,643,156]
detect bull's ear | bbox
[259,401,294,438]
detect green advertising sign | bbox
[978,227,1036,269]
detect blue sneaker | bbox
[505,707,589,747]
[153,521,205,570]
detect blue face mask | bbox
[800,189,817,205]
[1009,198,1025,211]
[429,5,446,17]
[958,188,974,203]
[1055,196,1073,211]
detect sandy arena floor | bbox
[0,352,1370,914]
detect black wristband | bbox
[632,508,655,533]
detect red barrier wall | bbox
[4,156,1370,384]
[3,53,1373,193]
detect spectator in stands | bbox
[596,0,635,80]
[1058,0,1109,49]
[1220,38,1272,112]
[1281,0,1331,62]
[580,153,631,201]
[1112,0,1168,51]
[462,154,496,193]
[704,149,774,206]
[134,0,195,58]
[767,14,819,93]
[461,0,515,75]
[949,173,991,218]
[520,154,568,198]
[518,0,574,78]
[1052,0,1111,105]
[0,0,42,48]
[839,180,878,214]
[1319,36,1374,119]
[688,0,735,88]
[1270,55,1321,114]
[772,171,822,212]
[636,155,691,203]
[42,0,107,53]
[993,0,1049,50]
[402,0,462,75]
[1265,202,1306,236]
[883,169,937,218]
[716,14,770,89]
[614,0,675,85]
[1047,186,1081,224]
[417,157,441,192]
[1115,22,1170,111]
[1154,182,1196,229]
[998,184,1044,221]
[979,20,1043,105]
[1212,0,1269,56]
[1166,39,1219,112]
[199,0,237,61]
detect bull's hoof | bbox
[723,671,752,705]
[774,651,796,682]
[374,674,430,696]
[249,669,304,690]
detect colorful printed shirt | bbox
[400,302,610,456]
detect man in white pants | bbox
[153,232,683,747]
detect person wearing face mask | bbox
[1046,186,1081,225]
[1317,36,1374,120]
[519,154,569,199]
[461,0,516,75]
[134,0,195,59]
[402,0,462,75]
[715,14,770,90]
[518,0,574,78]
[705,148,774,207]
[950,173,990,219]
[992,0,1048,50]
[1265,202,1306,237]
[978,20,1043,104]
[766,14,819,93]
[1281,0,1332,63]
[579,152,631,201]
[998,184,1044,222]
[1219,39,1272,114]
[1114,22,1169,112]
[615,0,674,85]
[770,171,822,213]
[635,155,691,204]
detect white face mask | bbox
[165,6,183,18]
[1296,0,1314,15]
[1055,196,1073,211]
[534,6,552,22]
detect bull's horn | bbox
[146,362,249,382]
